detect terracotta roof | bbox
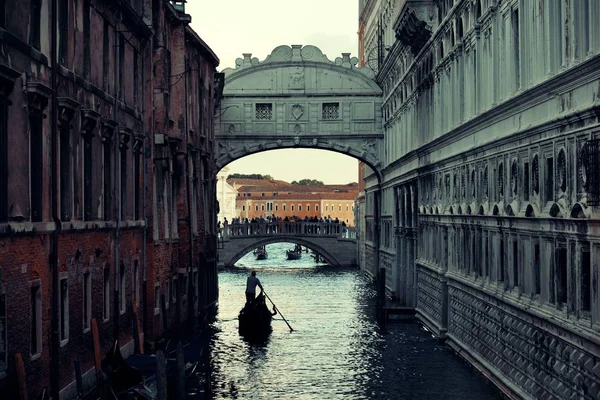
[234,182,359,194]
[236,191,358,201]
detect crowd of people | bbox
[218,215,349,237]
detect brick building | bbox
[230,179,358,225]
[0,0,220,398]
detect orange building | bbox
[228,179,358,226]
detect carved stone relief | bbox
[557,149,567,193]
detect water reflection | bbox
[209,243,503,399]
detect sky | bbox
[188,0,360,184]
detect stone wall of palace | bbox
[357,0,600,398]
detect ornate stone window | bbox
[255,103,272,120]
[483,165,489,199]
[81,109,100,221]
[497,162,504,198]
[101,119,117,220]
[322,102,339,120]
[0,64,20,222]
[510,159,518,198]
[557,149,567,193]
[532,155,539,196]
[470,169,476,201]
[58,97,79,221]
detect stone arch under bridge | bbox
[214,45,383,177]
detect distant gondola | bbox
[254,246,268,260]
[238,293,276,341]
[286,244,302,260]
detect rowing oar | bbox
[263,291,294,332]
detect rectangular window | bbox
[255,205,258,211]
[154,285,160,314]
[165,280,170,309]
[60,278,69,342]
[298,205,302,211]
[172,277,177,304]
[83,271,91,331]
[338,205,342,211]
[261,205,264,211]
[325,205,328,211]
[83,135,93,221]
[103,268,110,320]
[83,0,90,77]
[134,150,141,220]
[133,260,139,307]
[322,102,340,120]
[512,9,520,91]
[581,247,591,312]
[513,240,519,287]
[0,289,5,372]
[524,162,530,201]
[30,112,43,222]
[291,205,294,211]
[29,0,42,49]
[307,205,310,212]
[30,283,42,356]
[0,98,8,222]
[346,205,349,211]
[58,0,68,65]
[546,157,554,202]
[283,204,286,211]
[275,205,278,211]
[499,237,505,282]
[534,242,541,295]
[556,246,568,304]
[103,20,110,90]
[133,51,139,106]
[120,146,128,220]
[242,205,245,211]
[255,103,272,120]
[103,140,112,220]
[119,264,126,314]
[316,205,319,211]
[118,34,125,100]
[60,123,71,220]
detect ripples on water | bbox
[209,243,503,400]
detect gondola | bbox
[286,244,302,260]
[254,246,268,260]
[238,293,276,341]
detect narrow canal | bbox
[207,243,504,399]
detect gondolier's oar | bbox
[262,291,294,332]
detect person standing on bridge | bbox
[246,270,263,304]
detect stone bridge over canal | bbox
[217,222,357,268]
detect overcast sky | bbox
[188,0,360,184]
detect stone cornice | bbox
[57,97,80,124]
[118,126,133,149]
[26,81,52,113]
[0,63,20,98]
[101,118,118,142]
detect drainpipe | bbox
[113,17,122,341]
[141,38,149,349]
[50,0,61,397]
[183,54,195,328]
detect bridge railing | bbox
[219,222,356,240]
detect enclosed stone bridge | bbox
[214,44,383,178]
[217,222,357,268]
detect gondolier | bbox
[246,270,263,303]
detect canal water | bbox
[207,242,504,399]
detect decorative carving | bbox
[471,169,476,200]
[498,162,504,197]
[453,172,458,202]
[133,134,146,153]
[460,170,465,200]
[312,138,318,146]
[445,174,450,201]
[361,140,377,155]
[57,97,79,124]
[101,118,117,143]
[293,136,300,145]
[293,124,301,133]
[218,142,235,155]
[26,81,52,113]
[80,109,101,137]
[289,66,304,89]
[228,124,235,133]
[510,159,518,197]
[557,149,567,192]
[119,127,133,150]
[291,104,304,120]
[276,139,283,147]
[532,155,540,195]
[483,165,489,199]
[579,144,589,191]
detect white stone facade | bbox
[216,167,238,223]
[359,1,600,399]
